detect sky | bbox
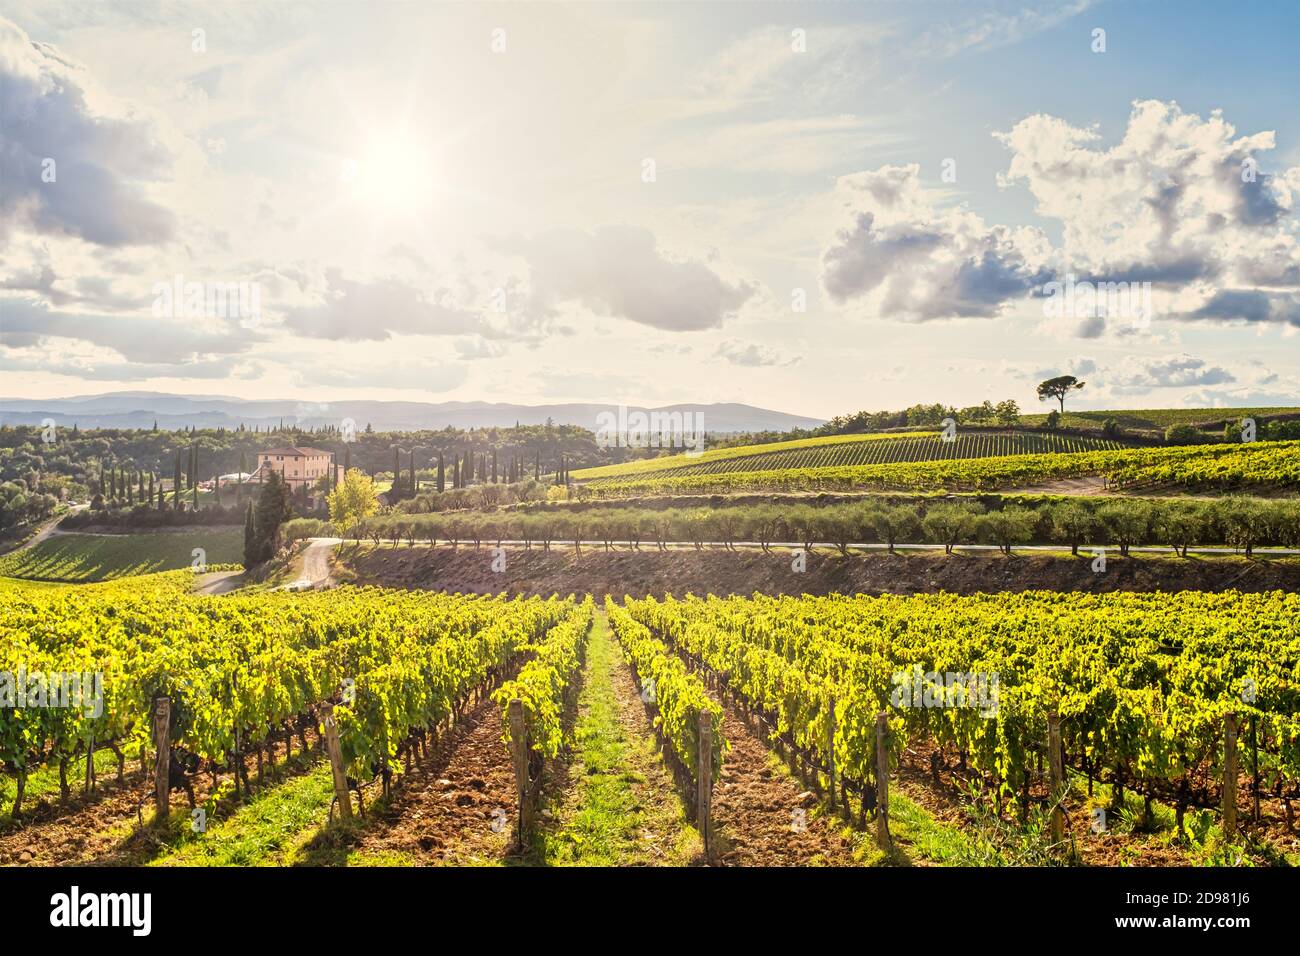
[1,0,1298,420]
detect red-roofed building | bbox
[255,446,343,499]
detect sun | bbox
[341,130,436,212]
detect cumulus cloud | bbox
[713,340,800,368]
[822,103,1300,334]
[820,164,1053,321]
[0,16,175,245]
[1107,354,1236,393]
[997,100,1300,324]
[281,269,488,341]
[498,225,756,332]
[1173,289,1300,327]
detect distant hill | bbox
[0,391,824,434]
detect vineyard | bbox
[573,430,1130,483]
[0,571,587,822]
[619,591,1300,845]
[575,439,1300,496]
[5,563,1297,867]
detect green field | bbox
[574,430,1130,485]
[0,529,243,582]
[1020,407,1299,434]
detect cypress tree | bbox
[409,450,416,498]
[534,452,540,481]
[242,502,258,568]
[436,453,445,492]
[491,449,498,483]
[173,452,182,509]
[238,451,246,504]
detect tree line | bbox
[302,496,1300,557]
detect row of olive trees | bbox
[342,497,1300,557]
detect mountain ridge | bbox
[0,392,825,433]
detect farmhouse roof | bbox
[259,446,333,457]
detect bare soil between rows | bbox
[343,546,1300,597]
[0,729,324,867]
[309,693,522,865]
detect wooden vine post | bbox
[322,705,352,821]
[826,695,836,810]
[508,699,531,848]
[152,697,171,825]
[1047,712,1064,845]
[1222,712,1238,839]
[697,709,713,861]
[875,711,891,851]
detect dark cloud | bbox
[1177,289,1300,327]
[0,17,175,246]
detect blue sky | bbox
[1,1,1297,419]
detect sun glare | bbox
[341,131,436,211]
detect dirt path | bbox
[303,693,521,865]
[282,537,340,591]
[0,733,322,866]
[708,703,858,866]
[194,569,245,594]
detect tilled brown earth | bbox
[1,734,321,866]
[329,696,521,865]
[345,546,1300,598]
[709,705,857,867]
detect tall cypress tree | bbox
[409,450,416,498]
[173,452,182,509]
[393,447,401,498]
[491,449,498,483]
[534,452,540,481]
[242,502,258,568]
[436,453,445,492]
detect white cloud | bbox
[281,270,488,342]
[714,340,801,368]
[820,164,1053,321]
[996,99,1300,325]
[498,225,756,332]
